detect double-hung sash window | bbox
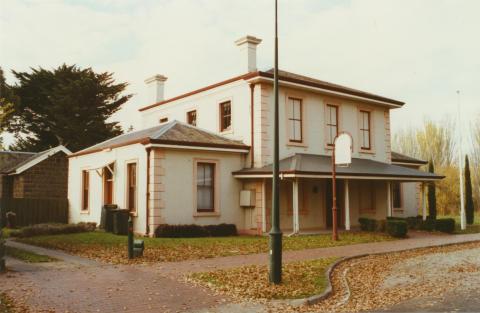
[219,101,231,132]
[187,110,197,126]
[127,163,137,213]
[81,170,89,211]
[196,163,215,212]
[326,104,338,146]
[288,98,303,142]
[360,110,371,150]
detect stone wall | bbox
[12,152,68,199]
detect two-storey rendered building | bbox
[68,35,443,236]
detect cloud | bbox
[1,0,479,147]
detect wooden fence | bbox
[0,198,68,227]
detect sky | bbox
[1,0,479,149]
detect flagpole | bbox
[457,90,466,230]
[269,0,282,284]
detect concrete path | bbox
[1,232,480,313]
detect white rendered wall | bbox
[68,144,148,234]
[159,149,246,229]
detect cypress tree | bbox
[428,160,437,219]
[465,155,475,224]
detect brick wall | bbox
[12,152,68,199]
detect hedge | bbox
[435,218,456,233]
[155,223,238,238]
[386,220,408,238]
[9,222,97,238]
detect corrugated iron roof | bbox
[233,153,443,181]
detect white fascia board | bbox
[10,145,72,175]
[246,76,403,109]
[145,143,249,154]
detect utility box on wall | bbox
[240,190,256,207]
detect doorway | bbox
[103,163,114,205]
[325,179,343,228]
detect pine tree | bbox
[428,160,437,219]
[465,155,475,224]
[0,64,132,152]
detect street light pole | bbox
[269,0,282,284]
[331,142,339,241]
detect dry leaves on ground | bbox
[188,257,338,300]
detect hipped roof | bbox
[233,153,443,181]
[70,121,249,157]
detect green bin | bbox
[100,204,118,232]
[113,209,130,235]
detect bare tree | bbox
[471,115,480,210]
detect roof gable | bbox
[5,146,71,175]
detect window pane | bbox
[293,100,301,119]
[289,119,295,140]
[197,163,214,211]
[294,120,301,141]
[288,99,294,118]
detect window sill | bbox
[359,149,375,155]
[287,141,307,148]
[324,145,334,150]
[80,210,90,215]
[193,211,220,217]
[220,128,233,135]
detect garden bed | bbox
[189,257,338,300]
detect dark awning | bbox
[233,153,444,182]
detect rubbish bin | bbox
[113,209,130,235]
[100,204,118,232]
[133,239,144,257]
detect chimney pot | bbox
[235,35,262,73]
[145,74,168,104]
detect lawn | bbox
[16,230,392,264]
[190,257,338,300]
[5,246,57,263]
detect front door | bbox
[325,180,343,228]
[103,164,114,205]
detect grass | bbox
[190,257,338,300]
[5,246,57,263]
[438,215,480,234]
[16,230,392,264]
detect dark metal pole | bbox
[269,0,282,284]
[332,144,339,241]
[128,215,134,259]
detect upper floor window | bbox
[219,101,231,132]
[287,97,303,142]
[360,110,371,150]
[196,162,215,212]
[326,104,338,146]
[81,170,89,211]
[159,117,168,123]
[187,110,197,126]
[127,163,137,213]
[392,182,402,208]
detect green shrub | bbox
[405,216,423,229]
[420,217,436,231]
[358,218,377,232]
[155,223,238,238]
[386,220,408,238]
[204,224,238,237]
[9,222,96,238]
[435,218,455,233]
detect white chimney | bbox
[145,74,168,103]
[235,35,262,73]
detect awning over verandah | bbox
[233,153,444,233]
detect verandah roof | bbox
[232,153,444,181]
